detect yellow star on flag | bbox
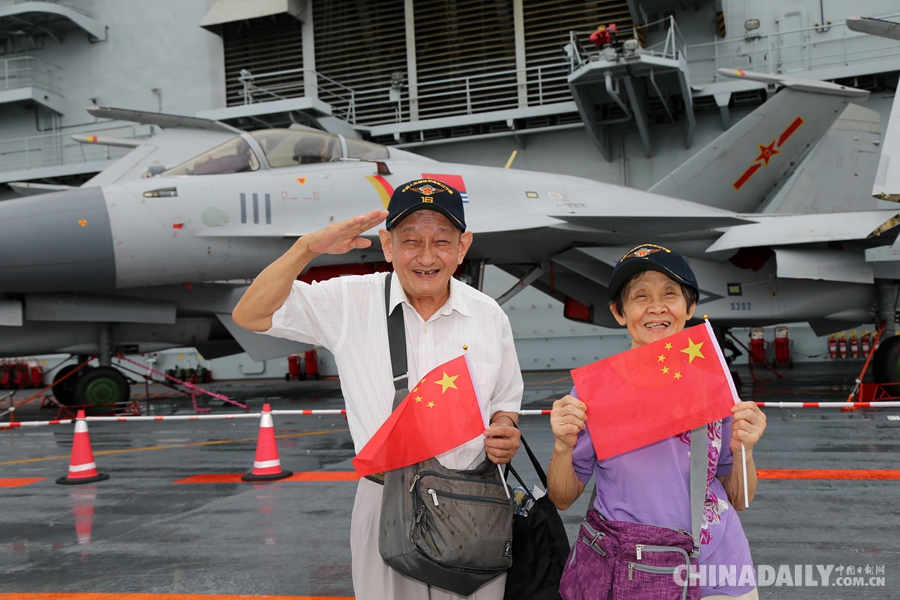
[434,372,459,393]
[415,396,422,403]
[658,354,666,362]
[661,366,669,374]
[427,401,435,408]
[673,372,682,380]
[680,339,705,363]
[665,342,672,350]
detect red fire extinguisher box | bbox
[749,328,766,365]
[773,326,792,368]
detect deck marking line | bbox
[2,594,352,600]
[0,429,349,466]
[758,469,900,480]
[0,477,47,488]
[174,471,360,484]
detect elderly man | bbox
[232,178,523,599]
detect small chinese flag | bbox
[572,321,737,461]
[352,355,486,477]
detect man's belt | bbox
[365,472,385,485]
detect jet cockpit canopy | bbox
[163,129,390,176]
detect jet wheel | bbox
[75,367,130,414]
[872,336,900,397]
[52,365,84,406]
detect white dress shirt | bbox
[263,272,523,470]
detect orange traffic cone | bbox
[57,410,109,485]
[242,404,292,482]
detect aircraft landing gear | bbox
[872,335,900,395]
[75,366,130,413]
[872,280,900,394]
[52,324,133,413]
[51,364,84,406]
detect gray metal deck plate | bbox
[1,363,898,598]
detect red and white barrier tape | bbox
[2,402,899,428]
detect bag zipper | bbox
[425,487,510,507]
[636,544,690,562]
[579,520,607,556]
[416,469,505,487]
[628,561,681,580]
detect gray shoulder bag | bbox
[377,273,514,597]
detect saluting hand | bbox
[302,209,389,257]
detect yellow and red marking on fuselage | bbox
[365,175,394,208]
[732,115,805,190]
[366,173,468,208]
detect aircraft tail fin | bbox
[650,70,869,214]
[872,82,900,202]
[763,103,883,214]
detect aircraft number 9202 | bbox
[730,302,751,311]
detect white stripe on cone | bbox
[69,462,98,473]
[253,459,282,469]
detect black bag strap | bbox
[503,426,549,503]
[516,428,548,489]
[689,425,706,558]
[384,273,408,409]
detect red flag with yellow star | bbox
[352,355,487,477]
[572,322,738,461]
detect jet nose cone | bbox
[0,187,115,293]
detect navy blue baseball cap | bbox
[385,178,466,231]
[607,244,699,300]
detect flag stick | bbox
[704,318,750,508]
[498,464,511,498]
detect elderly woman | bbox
[548,245,766,599]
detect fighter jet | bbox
[1,70,898,409]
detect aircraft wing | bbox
[649,70,869,214]
[215,312,311,362]
[548,215,748,235]
[706,209,899,253]
[846,16,900,41]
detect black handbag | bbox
[504,430,569,600]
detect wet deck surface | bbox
[1,362,899,598]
